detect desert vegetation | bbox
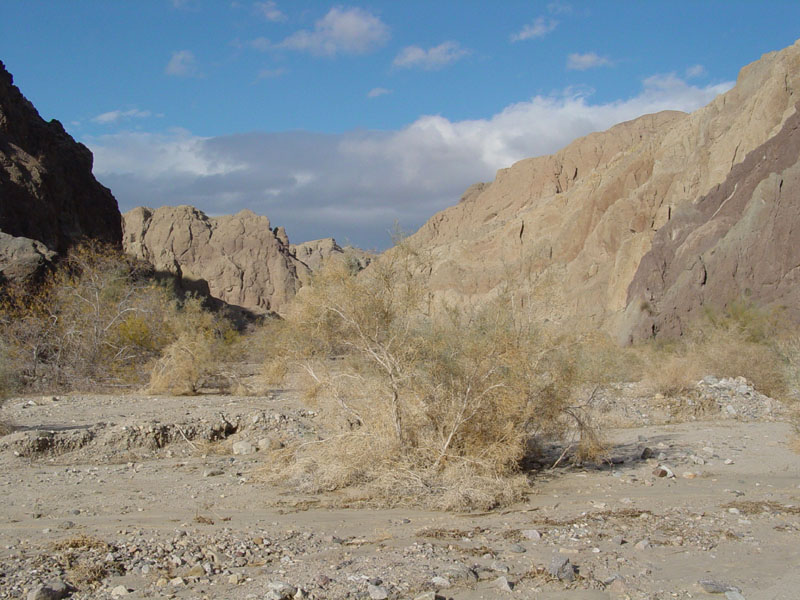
[261,244,615,509]
[1,241,797,510]
[0,242,240,395]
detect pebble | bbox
[699,580,741,594]
[549,555,576,582]
[494,575,514,592]
[367,583,389,599]
[508,543,526,553]
[521,529,541,540]
[110,585,130,597]
[431,576,451,588]
[634,539,651,550]
[653,465,674,478]
[232,441,254,455]
[27,581,69,600]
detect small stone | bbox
[232,441,254,455]
[728,507,741,515]
[652,465,674,478]
[509,543,526,553]
[58,520,75,530]
[367,584,389,600]
[494,575,514,592]
[691,455,706,465]
[725,459,735,465]
[110,585,130,597]
[156,578,169,587]
[315,574,330,587]
[228,573,242,585]
[725,592,746,600]
[491,561,510,573]
[27,581,69,600]
[258,436,282,451]
[522,529,541,540]
[634,539,651,550]
[611,535,626,545]
[203,468,223,477]
[170,577,185,587]
[683,472,697,479]
[549,555,576,582]
[432,576,451,588]
[186,564,205,577]
[699,580,741,594]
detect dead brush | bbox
[261,245,607,511]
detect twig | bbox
[177,426,200,452]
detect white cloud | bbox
[89,75,732,249]
[248,37,271,51]
[367,87,391,98]
[254,1,285,22]
[567,52,612,71]
[510,17,558,42]
[257,67,286,79]
[547,2,573,14]
[393,41,468,70]
[686,64,706,78]
[165,50,202,77]
[92,108,153,125]
[277,7,389,56]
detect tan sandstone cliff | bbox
[123,206,309,315]
[402,39,800,341]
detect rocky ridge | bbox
[0,60,121,282]
[123,206,309,315]
[401,40,800,341]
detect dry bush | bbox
[0,242,239,394]
[636,301,796,400]
[263,243,604,510]
[0,242,177,391]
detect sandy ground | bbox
[0,386,798,600]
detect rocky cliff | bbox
[402,40,800,341]
[0,60,121,281]
[290,237,373,272]
[123,206,309,315]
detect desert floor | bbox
[1,381,798,600]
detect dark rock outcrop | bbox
[0,60,121,281]
[623,104,800,340]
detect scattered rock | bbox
[494,575,514,592]
[26,581,69,600]
[232,440,254,455]
[549,555,576,582]
[110,585,130,597]
[367,583,389,600]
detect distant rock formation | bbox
[0,60,121,282]
[291,237,373,272]
[401,39,800,341]
[123,206,309,314]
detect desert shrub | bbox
[0,242,236,393]
[637,301,795,399]
[263,244,603,510]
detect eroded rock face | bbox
[622,103,800,341]
[291,237,373,273]
[122,206,309,314]
[0,59,121,282]
[401,39,800,340]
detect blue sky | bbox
[3,1,800,249]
